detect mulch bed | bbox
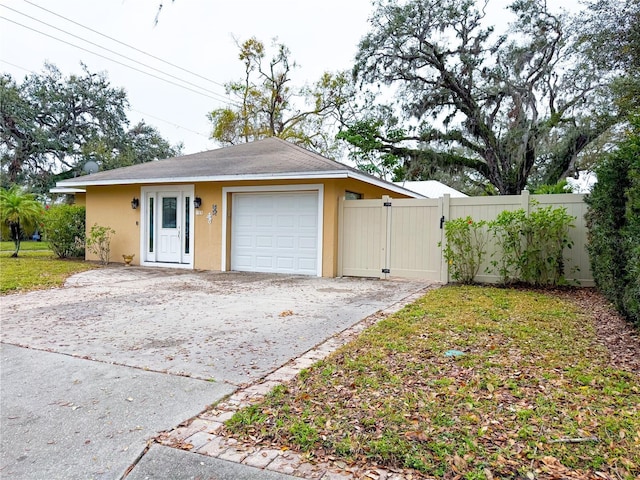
[558,287,640,375]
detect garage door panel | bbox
[256,215,273,227]
[298,236,316,249]
[298,258,317,271]
[276,257,295,269]
[256,236,273,247]
[277,236,295,248]
[277,215,295,227]
[256,256,274,268]
[231,191,319,275]
[299,214,317,227]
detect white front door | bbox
[157,192,181,263]
[140,186,194,268]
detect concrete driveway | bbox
[1,267,432,479]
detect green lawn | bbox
[226,286,640,479]
[0,245,95,294]
[0,240,51,252]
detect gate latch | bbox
[440,215,445,229]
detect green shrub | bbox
[43,205,86,258]
[442,216,488,284]
[520,205,576,286]
[489,209,527,284]
[489,205,575,286]
[586,115,640,326]
[86,224,115,265]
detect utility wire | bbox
[0,58,212,140]
[130,109,210,138]
[0,16,237,105]
[23,0,227,89]
[1,4,232,104]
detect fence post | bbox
[337,195,344,277]
[521,189,531,214]
[439,194,451,283]
[380,195,391,279]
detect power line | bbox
[0,4,233,104]
[0,58,212,140]
[23,0,227,90]
[0,16,237,105]
[130,109,210,138]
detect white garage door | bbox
[231,192,320,275]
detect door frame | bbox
[221,184,324,276]
[139,185,195,269]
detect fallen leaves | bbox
[223,286,640,479]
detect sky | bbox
[0,0,581,158]
[0,0,377,155]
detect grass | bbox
[0,242,95,294]
[225,286,640,479]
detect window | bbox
[345,191,363,200]
[184,197,190,254]
[162,197,177,228]
[148,197,154,252]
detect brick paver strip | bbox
[265,452,302,475]
[242,448,281,468]
[184,431,214,450]
[217,446,251,463]
[195,435,232,457]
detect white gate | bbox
[338,195,445,281]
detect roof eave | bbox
[54,170,425,199]
[55,171,352,188]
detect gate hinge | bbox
[382,268,391,274]
[383,201,392,207]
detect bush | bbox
[442,216,488,284]
[485,204,576,286]
[586,115,640,327]
[43,205,86,258]
[86,224,115,265]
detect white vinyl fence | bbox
[337,191,593,286]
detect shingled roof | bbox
[55,137,422,197]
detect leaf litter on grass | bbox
[224,286,640,479]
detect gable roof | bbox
[55,137,422,198]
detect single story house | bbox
[54,137,422,277]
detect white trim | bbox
[58,171,348,187]
[49,187,86,194]
[139,185,195,269]
[221,184,324,277]
[55,170,423,199]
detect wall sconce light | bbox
[194,197,202,209]
[131,197,139,209]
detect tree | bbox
[1,64,181,194]
[0,185,43,257]
[83,121,182,171]
[339,0,618,194]
[586,114,640,327]
[209,37,352,158]
[578,0,640,114]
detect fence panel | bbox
[338,192,593,286]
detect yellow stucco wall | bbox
[87,178,410,275]
[85,186,142,264]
